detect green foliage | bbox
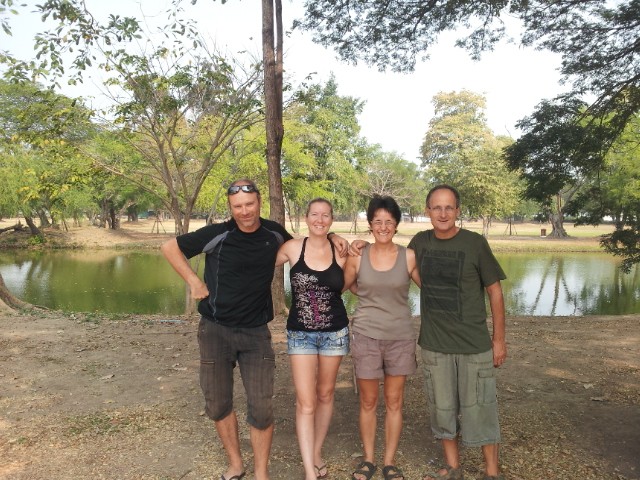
[356,144,424,216]
[0,80,97,227]
[100,44,263,234]
[565,115,640,272]
[1,2,264,235]
[297,0,517,72]
[27,234,46,245]
[282,77,364,225]
[299,0,640,245]
[420,91,522,232]
[298,0,639,141]
[505,99,615,204]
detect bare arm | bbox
[160,239,209,300]
[275,240,291,267]
[349,239,369,256]
[276,238,303,268]
[342,254,360,293]
[486,280,507,367]
[329,233,350,257]
[406,247,421,287]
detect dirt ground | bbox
[0,220,639,480]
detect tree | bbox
[299,1,640,254]
[297,0,639,135]
[281,77,365,229]
[0,80,96,235]
[357,144,423,215]
[420,90,520,236]
[564,115,640,272]
[505,99,617,237]
[93,45,263,235]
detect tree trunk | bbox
[99,199,109,228]
[24,215,42,236]
[0,223,25,234]
[549,212,568,237]
[350,211,360,234]
[263,0,287,315]
[549,194,568,238]
[0,272,30,312]
[480,215,491,237]
[109,207,119,230]
[37,209,51,228]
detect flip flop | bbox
[220,472,246,480]
[315,464,328,478]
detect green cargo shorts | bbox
[421,348,501,446]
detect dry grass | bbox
[0,217,614,254]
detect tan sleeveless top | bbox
[351,244,415,340]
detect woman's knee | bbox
[384,393,404,412]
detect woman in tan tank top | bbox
[343,196,421,480]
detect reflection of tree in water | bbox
[583,262,640,315]
[529,256,579,316]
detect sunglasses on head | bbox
[227,184,259,195]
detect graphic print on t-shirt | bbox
[422,250,465,321]
[292,272,335,329]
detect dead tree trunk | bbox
[0,272,30,312]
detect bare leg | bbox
[314,355,343,474]
[423,438,460,480]
[290,354,321,480]
[382,375,406,467]
[214,411,245,479]
[482,443,500,477]
[355,377,380,480]
[251,423,274,480]
[442,438,460,469]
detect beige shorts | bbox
[351,331,417,379]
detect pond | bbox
[1,250,639,316]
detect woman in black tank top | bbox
[276,198,349,480]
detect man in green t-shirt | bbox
[408,185,507,480]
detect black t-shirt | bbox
[176,218,292,328]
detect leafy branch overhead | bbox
[298,0,639,161]
[299,0,640,260]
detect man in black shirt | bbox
[162,179,347,480]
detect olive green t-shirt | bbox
[408,228,506,354]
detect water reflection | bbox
[0,250,638,316]
[497,253,640,316]
[0,250,191,314]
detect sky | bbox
[3,0,567,161]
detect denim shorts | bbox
[351,331,417,379]
[421,348,501,446]
[197,317,275,429]
[287,326,350,356]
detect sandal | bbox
[483,475,504,480]
[315,464,328,478]
[423,464,464,480]
[383,465,405,479]
[220,473,246,480]
[352,460,377,480]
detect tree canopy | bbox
[298,0,640,259]
[421,90,520,236]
